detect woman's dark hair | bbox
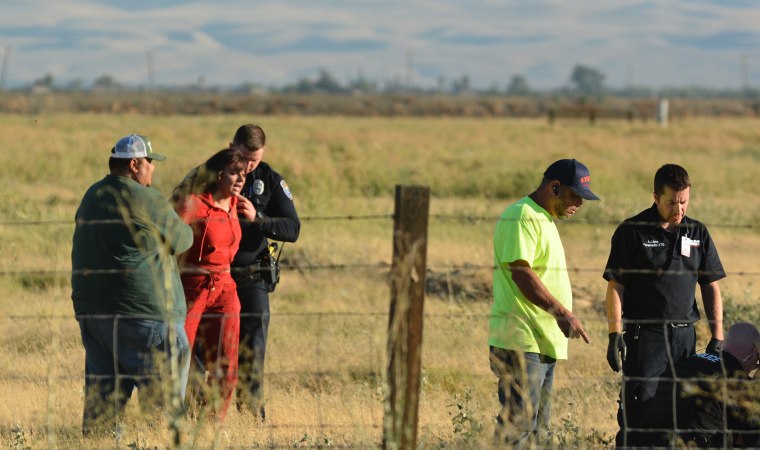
[202,147,246,193]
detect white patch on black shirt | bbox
[281,179,293,200]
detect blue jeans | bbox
[175,320,191,407]
[490,347,556,448]
[78,316,189,435]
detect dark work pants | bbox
[236,279,270,412]
[616,323,695,448]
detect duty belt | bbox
[626,321,693,341]
[667,322,693,328]
[231,263,269,283]
[626,321,694,329]
[232,243,282,291]
[625,321,694,339]
[231,258,280,289]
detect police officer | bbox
[603,164,726,447]
[231,124,300,419]
[647,322,760,448]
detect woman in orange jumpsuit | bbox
[175,148,245,419]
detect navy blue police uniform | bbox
[603,204,725,447]
[647,352,759,448]
[232,161,300,415]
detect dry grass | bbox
[1,114,759,448]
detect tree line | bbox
[16,64,760,100]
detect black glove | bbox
[607,332,626,373]
[706,338,722,355]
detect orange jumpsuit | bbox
[178,192,241,419]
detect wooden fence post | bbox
[383,185,430,450]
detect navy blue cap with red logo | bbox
[543,159,600,201]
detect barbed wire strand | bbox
[1,264,758,278]
[2,309,757,443]
[2,213,759,445]
[1,215,759,228]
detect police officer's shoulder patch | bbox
[280,179,293,200]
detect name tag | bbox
[681,236,691,257]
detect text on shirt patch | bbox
[696,353,720,363]
[642,240,666,248]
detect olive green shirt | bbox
[71,175,193,320]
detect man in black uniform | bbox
[646,322,760,448]
[231,124,300,419]
[603,164,726,447]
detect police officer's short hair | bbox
[232,124,266,152]
[654,164,690,195]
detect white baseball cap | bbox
[111,134,166,161]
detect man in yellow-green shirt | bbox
[489,159,599,447]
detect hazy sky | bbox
[1,0,759,90]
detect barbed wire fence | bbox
[1,185,760,448]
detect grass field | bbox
[1,114,759,448]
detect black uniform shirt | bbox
[603,204,725,322]
[232,161,300,267]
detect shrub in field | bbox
[555,414,615,448]
[447,388,484,444]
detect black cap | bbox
[543,159,600,201]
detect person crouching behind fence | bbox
[646,322,760,448]
[71,134,193,436]
[173,148,246,420]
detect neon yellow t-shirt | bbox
[488,196,572,360]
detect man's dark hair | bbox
[203,147,245,193]
[654,164,690,195]
[232,124,266,151]
[108,157,132,173]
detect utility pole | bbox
[405,49,413,90]
[147,50,155,90]
[740,53,748,92]
[0,47,11,92]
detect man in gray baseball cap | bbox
[72,134,191,435]
[106,134,166,188]
[111,134,166,161]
